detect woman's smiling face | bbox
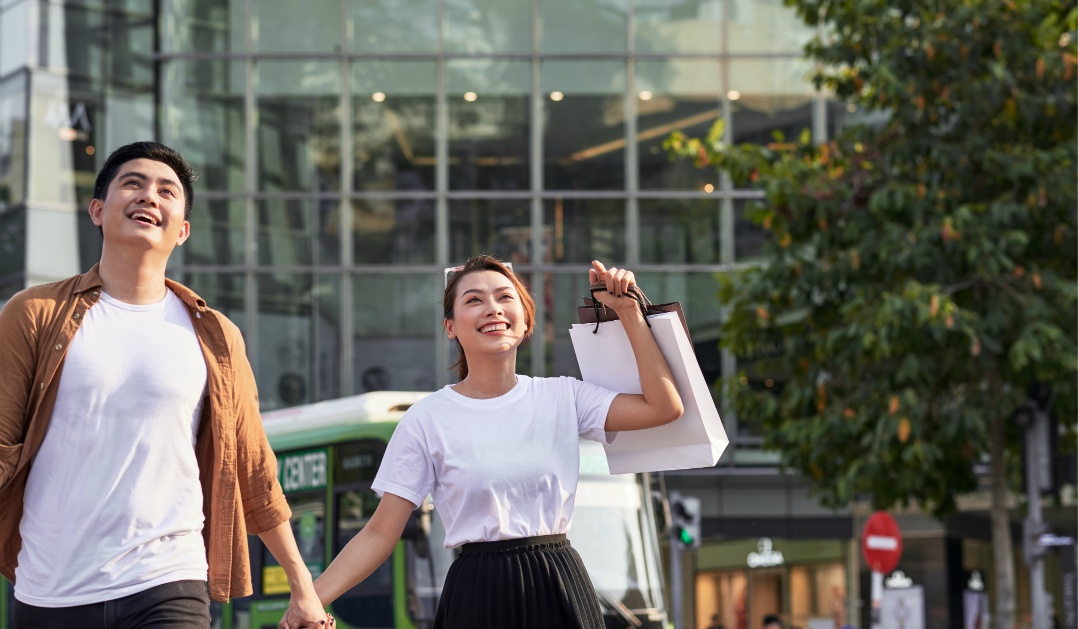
[444,269,529,358]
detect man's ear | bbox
[175,220,191,247]
[88,198,104,226]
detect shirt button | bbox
[54,343,63,351]
[91,291,99,299]
[73,312,81,319]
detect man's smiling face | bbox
[89,158,191,253]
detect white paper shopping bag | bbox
[569,311,729,474]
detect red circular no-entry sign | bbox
[862,511,903,574]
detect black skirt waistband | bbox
[459,534,567,554]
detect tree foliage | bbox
[668,0,1077,517]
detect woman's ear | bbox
[444,318,456,339]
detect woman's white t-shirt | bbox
[372,375,617,548]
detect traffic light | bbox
[670,492,701,549]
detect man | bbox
[763,614,785,629]
[0,142,330,628]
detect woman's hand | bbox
[278,597,333,629]
[589,260,643,320]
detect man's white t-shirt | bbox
[16,290,209,607]
[372,375,618,548]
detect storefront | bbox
[693,537,854,629]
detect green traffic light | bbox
[679,528,694,545]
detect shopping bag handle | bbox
[587,281,652,334]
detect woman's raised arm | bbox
[588,260,684,432]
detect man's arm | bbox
[259,521,328,628]
[0,293,39,487]
[224,320,327,627]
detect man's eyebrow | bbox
[117,171,180,189]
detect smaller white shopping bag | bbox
[569,311,728,474]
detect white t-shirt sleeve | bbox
[571,377,619,443]
[371,414,434,509]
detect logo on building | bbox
[747,537,784,568]
[43,99,93,140]
[885,570,914,589]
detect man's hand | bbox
[278,592,333,629]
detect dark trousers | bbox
[13,580,210,629]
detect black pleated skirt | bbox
[433,534,604,629]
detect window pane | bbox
[634,0,724,53]
[352,61,435,192]
[543,197,625,263]
[449,199,532,264]
[541,0,627,53]
[546,272,584,379]
[161,61,246,193]
[637,59,721,190]
[255,0,342,53]
[634,270,723,398]
[728,0,813,54]
[729,58,815,148]
[447,60,529,191]
[47,5,105,79]
[1,1,33,76]
[170,200,246,267]
[257,61,341,193]
[175,272,247,335]
[353,273,439,393]
[734,199,766,262]
[639,199,721,264]
[351,198,435,265]
[0,74,27,211]
[256,272,341,410]
[445,0,530,53]
[0,207,25,283]
[542,61,626,190]
[257,199,340,266]
[350,0,436,54]
[108,7,154,86]
[161,0,245,54]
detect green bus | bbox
[1,391,670,629]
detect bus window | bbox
[331,488,394,628]
[262,494,326,593]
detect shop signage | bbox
[884,570,913,589]
[862,511,903,574]
[747,537,785,568]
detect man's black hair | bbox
[92,141,195,220]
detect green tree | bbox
[667,1,1076,626]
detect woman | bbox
[296,256,683,628]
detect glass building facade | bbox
[0,0,845,417]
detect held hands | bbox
[278,585,334,629]
[589,260,643,321]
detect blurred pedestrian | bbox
[0,142,329,628]
[762,614,784,629]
